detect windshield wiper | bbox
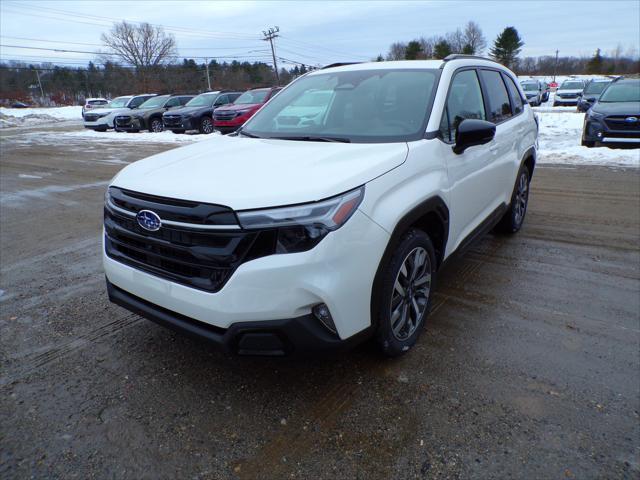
[269,135,351,143]
[237,129,261,138]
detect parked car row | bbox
[83,88,282,134]
[519,79,550,106]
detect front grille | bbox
[115,115,133,126]
[214,111,238,121]
[104,187,278,292]
[84,114,100,121]
[163,115,182,126]
[604,116,640,132]
[558,93,578,99]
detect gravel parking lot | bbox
[1,121,639,479]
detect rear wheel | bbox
[496,165,530,234]
[199,116,214,134]
[149,118,163,133]
[375,229,435,357]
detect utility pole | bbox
[553,49,559,83]
[204,58,212,90]
[262,26,280,84]
[34,69,44,98]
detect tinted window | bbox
[440,69,486,142]
[504,75,524,114]
[480,70,512,123]
[129,96,151,108]
[214,95,228,105]
[165,97,181,108]
[584,81,611,94]
[228,93,241,103]
[560,81,584,90]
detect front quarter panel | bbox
[359,140,449,237]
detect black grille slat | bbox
[104,189,277,293]
[604,116,640,132]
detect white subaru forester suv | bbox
[104,55,538,357]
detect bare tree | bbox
[386,42,407,60]
[446,28,465,54]
[463,21,487,55]
[101,22,177,88]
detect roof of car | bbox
[313,57,511,75]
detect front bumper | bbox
[107,280,370,355]
[83,116,112,129]
[554,95,579,105]
[115,117,144,131]
[163,116,195,131]
[582,117,640,145]
[104,209,390,346]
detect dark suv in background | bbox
[115,95,194,132]
[214,87,281,133]
[577,78,612,112]
[163,91,241,134]
[582,77,640,147]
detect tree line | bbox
[383,23,639,75]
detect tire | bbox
[171,129,186,134]
[199,116,214,134]
[581,140,595,148]
[375,229,436,357]
[495,165,530,234]
[149,118,163,133]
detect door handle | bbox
[489,145,499,154]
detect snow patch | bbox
[0,106,82,120]
[59,129,217,143]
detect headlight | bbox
[588,109,605,120]
[237,187,364,253]
[234,109,253,116]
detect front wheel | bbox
[199,116,214,134]
[495,165,530,234]
[149,118,163,133]
[375,229,436,357]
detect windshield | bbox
[243,69,439,143]
[560,81,583,90]
[599,81,640,102]
[234,89,269,105]
[109,96,131,108]
[186,93,218,107]
[521,83,538,91]
[139,95,169,108]
[584,81,611,94]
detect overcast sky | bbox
[1,0,638,68]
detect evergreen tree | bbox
[490,27,524,69]
[433,40,452,59]
[404,41,423,60]
[586,49,604,74]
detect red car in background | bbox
[213,87,281,133]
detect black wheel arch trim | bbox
[370,195,449,330]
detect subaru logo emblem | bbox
[136,210,162,231]
[625,116,638,123]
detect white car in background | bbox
[81,97,108,117]
[553,79,586,106]
[83,94,156,131]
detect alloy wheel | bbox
[514,172,529,225]
[151,120,163,132]
[390,247,431,341]
[201,118,214,134]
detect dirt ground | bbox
[1,124,639,479]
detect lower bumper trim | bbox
[106,279,371,356]
[602,137,640,143]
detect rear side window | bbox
[165,97,181,108]
[129,96,149,108]
[480,70,513,123]
[179,96,193,105]
[228,93,241,103]
[503,74,524,115]
[214,95,228,105]
[440,69,486,142]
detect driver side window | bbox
[440,70,486,143]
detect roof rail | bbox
[321,62,361,70]
[442,54,499,63]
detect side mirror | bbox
[453,119,496,155]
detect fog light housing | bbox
[313,303,337,334]
[597,131,603,138]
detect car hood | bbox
[591,101,640,116]
[111,135,408,210]
[582,93,602,101]
[163,106,207,116]
[216,103,260,112]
